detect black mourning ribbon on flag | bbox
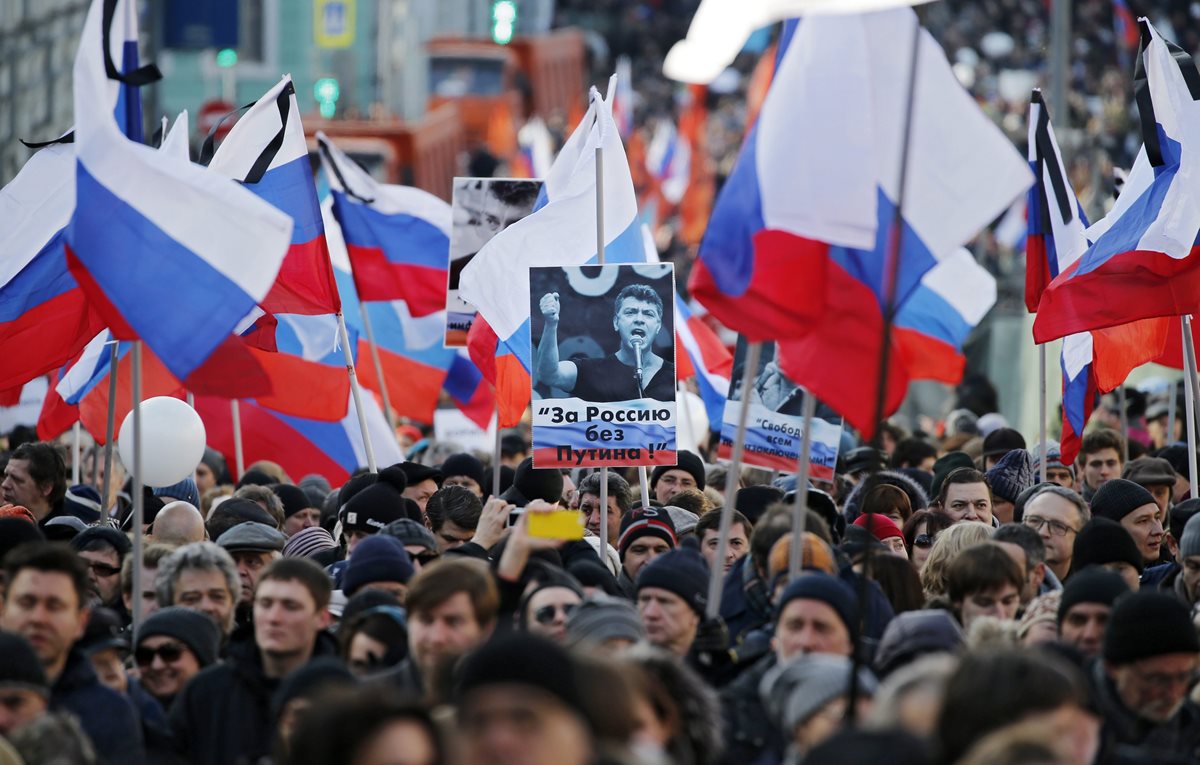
[20,132,75,149]
[198,81,295,185]
[1031,90,1073,225]
[1133,19,1200,168]
[316,137,376,205]
[101,0,161,87]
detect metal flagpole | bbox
[1183,317,1199,497]
[231,400,245,479]
[186,391,194,409]
[131,342,145,632]
[706,341,762,619]
[359,303,398,437]
[1168,383,1178,447]
[101,343,120,518]
[71,423,81,485]
[854,12,925,727]
[337,311,378,473]
[1118,387,1130,463]
[492,410,502,496]
[1039,344,1048,483]
[599,470,609,564]
[788,391,816,579]
[638,467,652,510]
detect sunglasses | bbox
[135,642,186,667]
[912,534,936,549]
[533,603,577,625]
[87,561,122,578]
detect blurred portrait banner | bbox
[444,177,543,346]
[530,263,678,468]
[720,339,843,478]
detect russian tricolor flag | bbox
[691,11,1030,351]
[674,294,731,431]
[459,75,644,428]
[208,76,340,316]
[318,133,452,318]
[196,390,403,486]
[0,142,105,392]
[1034,20,1200,344]
[693,10,1029,435]
[67,0,293,391]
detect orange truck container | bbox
[304,103,464,202]
[427,29,585,157]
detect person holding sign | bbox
[537,284,676,402]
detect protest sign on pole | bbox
[434,407,497,455]
[718,340,843,482]
[444,178,543,346]
[529,263,677,468]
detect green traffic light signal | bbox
[491,0,516,45]
[314,77,340,118]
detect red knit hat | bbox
[853,513,903,542]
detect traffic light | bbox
[491,0,517,45]
[314,77,340,118]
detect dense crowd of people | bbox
[1,379,1200,764]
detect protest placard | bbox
[529,263,677,468]
[718,340,842,480]
[444,177,542,346]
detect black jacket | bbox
[51,648,145,764]
[1090,658,1200,764]
[717,653,782,765]
[169,632,338,765]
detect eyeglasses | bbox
[86,561,122,578]
[1023,515,1078,537]
[135,642,186,667]
[913,534,936,549]
[533,603,577,625]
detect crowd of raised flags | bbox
[3,0,1198,500]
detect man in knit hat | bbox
[617,505,677,595]
[650,450,707,504]
[273,484,322,537]
[133,606,221,710]
[564,595,646,653]
[985,449,1035,524]
[1092,591,1200,760]
[1056,567,1130,658]
[440,453,486,498]
[70,526,131,615]
[1071,518,1145,591]
[380,518,440,571]
[455,632,594,765]
[634,547,708,656]
[1090,478,1166,567]
[1172,512,1200,607]
[1031,443,1077,489]
[1124,456,1178,515]
[0,631,49,735]
[341,535,414,600]
[981,427,1026,469]
[340,466,413,557]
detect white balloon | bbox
[117,397,207,488]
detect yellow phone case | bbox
[527,510,586,540]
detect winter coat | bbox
[720,555,773,643]
[169,632,339,765]
[718,653,782,765]
[51,647,145,765]
[1090,658,1200,764]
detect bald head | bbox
[152,501,207,545]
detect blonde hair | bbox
[920,522,992,598]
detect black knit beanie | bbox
[342,466,409,533]
[440,453,486,489]
[272,484,313,519]
[650,450,706,493]
[136,606,222,668]
[1090,479,1157,523]
[454,632,586,718]
[1104,590,1200,664]
[634,547,709,616]
[1071,518,1145,574]
[1057,567,1130,625]
[0,632,48,693]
